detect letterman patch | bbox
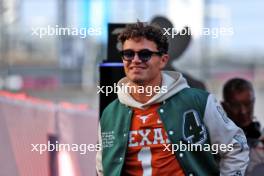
[102,131,115,148]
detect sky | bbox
[19,0,264,56]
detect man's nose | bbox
[131,53,142,63]
[240,105,248,115]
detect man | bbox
[222,78,263,175]
[222,78,262,141]
[96,22,249,176]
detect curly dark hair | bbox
[118,22,168,54]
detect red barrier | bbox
[0,91,98,176]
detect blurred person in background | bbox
[222,78,264,175]
[222,78,262,144]
[96,22,249,176]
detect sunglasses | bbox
[120,49,163,62]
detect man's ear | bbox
[160,54,169,69]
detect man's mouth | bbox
[129,66,146,70]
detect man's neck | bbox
[129,74,162,104]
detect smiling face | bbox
[122,37,168,86]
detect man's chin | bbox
[129,77,146,85]
[131,79,145,85]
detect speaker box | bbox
[99,63,125,116]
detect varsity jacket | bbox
[96,71,249,176]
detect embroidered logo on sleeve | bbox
[216,105,230,124]
[233,134,249,152]
[232,170,242,176]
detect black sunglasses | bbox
[120,49,163,62]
